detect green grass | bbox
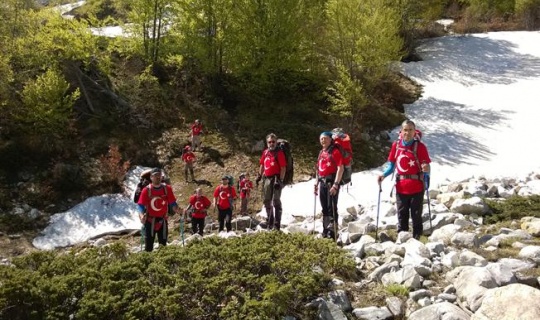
[485,195,540,224]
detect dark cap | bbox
[222,176,229,182]
[151,168,162,176]
[320,131,333,138]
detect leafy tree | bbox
[324,0,402,130]
[18,68,80,137]
[515,0,540,29]
[383,0,446,54]
[122,0,176,62]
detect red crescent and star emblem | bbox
[396,154,416,173]
[150,197,166,211]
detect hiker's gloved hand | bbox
[274,179,282,190]
[313,184,318,196]
[377,175,384,185]
[424,173,430,189]
[255,174,262,186]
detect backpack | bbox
[133,169,153,203]
[272,139,294,185]
[320,143,352,185]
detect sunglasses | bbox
[267,140,276,144]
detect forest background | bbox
[0,0,539,227]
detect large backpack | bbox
[320,143,352,185]
[331,128,353,185]
[133,169,152,203]
[272,139,294,185]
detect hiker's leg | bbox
[157,219,167,247]
[410,191,424,239]
[240,197,248,215]
[328,190,340,240]
[224,208,232,232]
[218,209,226,232]
[262,177,275,229]
[197,218,205,236]
[191,219,198,235]
[189,166,195,181]
[192,135,201,150]
[144,221,154,252]
[184,165,189,181]
[272,187,283,230]
[319,180,331,237]
[396,193,412,233]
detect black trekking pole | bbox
[375,185,382,241]
[180,212,185,246]
[424,173,433,233]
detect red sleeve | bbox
[137,187,149,206]
[417,142,431,164]
[388,142,398,162]
[277,150,287,167]
[189,195,195,206]
[166,185,177,204]
[213,187,219,198]
[203,196,211,208]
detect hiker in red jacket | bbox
[314,132,344,240]
[239,173,254,215]
[137,168,182,252]
[190,119,204,151]
[378,120,431,239]
[256,133,287,231]
[213,176,237,232]
[182,145,196,182]
[188,188,212,236]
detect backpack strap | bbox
[394,139,421,171]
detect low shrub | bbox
[484,195,540,224]
[0,233,358,320]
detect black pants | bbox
[143,218,167,252]
[396,191,424,239]
[218,208,232,232]
[319,179,339,239]
[262,176,282,230]
[191,217,205,236]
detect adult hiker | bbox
[190,119,204,151]
[239,173,254,215]
[377,119,431,240]
[256,133,287,231]
[213,175,237,232]
[137,167,182,252]
[188,188,212,236]
[181,145,196,182]
[314,131,344,240]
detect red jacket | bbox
[188,195,211,219]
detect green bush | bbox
[485,195,540,224]
[0,233,358,320]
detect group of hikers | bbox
[134,119,431,252]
